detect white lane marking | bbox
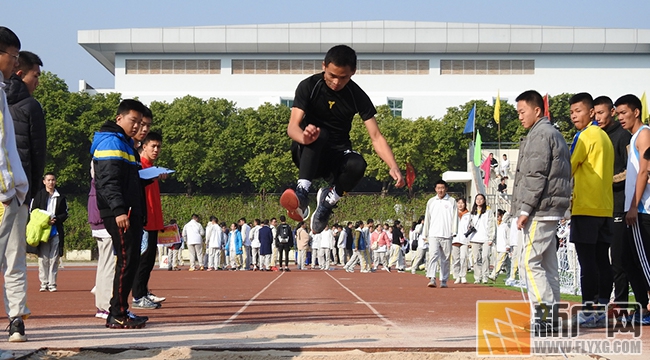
[325,272,402,331]
[220,272,285,325]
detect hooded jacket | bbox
[4,74,46,200]
[90,121,145,220]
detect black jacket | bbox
[4,74,46,200]
[90,121,146,221]
[31,188,68,257]
[604,121,632,214]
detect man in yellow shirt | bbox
[569,92,614,328]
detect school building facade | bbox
[78,21,650,118]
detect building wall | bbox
[112,52,650,118]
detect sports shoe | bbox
[280,187,311,222]
[345,267,354,273]
[127,311,149,322]
[427,279,437,288]
[188,267,195,271]
[454,278,461,284]
[39,285,47,292]
[397,268,405,273]
[626,311,650,325]
[383,267,391,273]
[527,319,559,337]
[106,315,146,329]
[311,187,335,234]
[461,277,467,284]
[7,317,26,342]
[440,281,448,288]
[95,309,109,320]
[147,292,166,303]
[360,269,370,273]
[505,278,515,286]
[48,286,57,292]
[132,296,161,309]
[284,267,291,272]
[199,266,205,271]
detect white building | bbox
[78,21,650,118]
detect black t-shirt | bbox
[498,183,507,193]
[293,72,376,149]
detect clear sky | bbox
[4,0,650,90]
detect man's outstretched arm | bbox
[364,117,405,188]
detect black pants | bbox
[624,213,650,307]
[277,243,291,267]
[611,214,629,302]
[132,230,158,299]
[571,216,613,306]
[291,128,367,195]
[104,216,143,318]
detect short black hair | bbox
[515,90,545,115]
[142,106,153,120]
[497,209,505,217]
[263,219,269,225]
[254,218,261,225]
[117,99,146,117]
[569,92,594,109]
[324,45,357,71]
[614,94,643,116]
[0,27,20,51]
[191,214,199,220]
[367,218,374,224]
[593,96,613,110]
[43,172,56,179]
[209,216,217,222]
[355,220,363,228]
[17,51,42,73]
[279,215,286,222]
[239,217,246,223]
[169,219,177,225]
[435,179,448,188]
[142,131,162,145]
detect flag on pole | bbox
[473,130,482,165]
[406,163,416,191]
[642,92,649,123]
[543,94,551,120]
[494,91,501,125]
[463,104,476,134]
[480,157,492,186]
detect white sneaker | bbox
[454,278,461,284]
[461,277,467,284]
[147,292,166,303]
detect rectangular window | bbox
[440,59,535,75]
[280,98,294,108]
[126,59,220,74]
[387,98,403,117]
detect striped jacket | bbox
[90,121,145,220]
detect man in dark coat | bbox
[258,219,274,271]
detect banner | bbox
[157,224,181,245]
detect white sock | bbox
[326,187,342,205]
[297,179,311,192]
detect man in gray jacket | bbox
[511,90,571,334]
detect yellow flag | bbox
[642,92,649,123]
[494,91,501,125]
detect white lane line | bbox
[220,271,285,325]
[325,272,402,331]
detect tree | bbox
[33,71,121,193]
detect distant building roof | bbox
[78,21,650,74]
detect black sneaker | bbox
[280,187,311,222]
[7,317,26,342]
[106,314,146,329]
[311,187,334,234]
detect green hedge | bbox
[63,193,442,251]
